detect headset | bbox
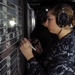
[56,4,73,27]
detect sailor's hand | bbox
[20,38,34,60]
[35,42,43,54]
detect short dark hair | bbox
[37,10,47,24]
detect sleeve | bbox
[26,57,75,75]
[26,57,46,75]
[26,58,75,75]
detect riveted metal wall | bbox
[0,0,26,75]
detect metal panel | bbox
[27,3,35,39]
[0,0,25,75]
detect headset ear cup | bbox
[56,11,69,27]
[72,17,75,27]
